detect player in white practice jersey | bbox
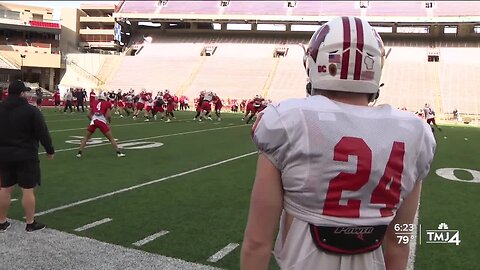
[241,16,436,270]
[423,103,442,132]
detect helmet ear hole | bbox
[369,91,380,103]
[306,82,312,96]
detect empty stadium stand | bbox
[64,1,478,116]
[117,1,480,17]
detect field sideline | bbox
[1,108,479,270]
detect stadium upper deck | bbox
[115,1,480,22]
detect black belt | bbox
[309,224,387,254]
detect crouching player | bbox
[76,92,126,158]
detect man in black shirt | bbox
[75,88,85,112]
[35,88,43,110]
[0,80,55,232]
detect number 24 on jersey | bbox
[323,137,405,218]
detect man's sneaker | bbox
[25,221,46,232]
[0,221,11,232]
[117,152,126,158]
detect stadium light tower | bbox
[20,54,26,81]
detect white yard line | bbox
[10,198,18,202]
[35,151,257,217]
[207,243,240,263]
[74,218,112,232]
[407,203,421,270]
[0,220,219,270]
[40,124,246,154]
[132,231,170,247]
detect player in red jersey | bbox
[143,91,154,122]
[133,89,146,120]
[240,99,247,113]
[117,95,126,118]
[53,89,61,112]
[245,95,265,124]
[76,92,125,158]
[212,93,223,121]
[193,91,205,120]
[153,91,165,121]
[163,89,175,122]
[242,100,254,121]
[89,89,96,110]
[122,91,134,117]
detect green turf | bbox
[415,125,480,270]
[6,108,480,270]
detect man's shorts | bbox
[136,102,145,111]
[0,160,41,189]
[201,101,211,112]
[87,119,110,134]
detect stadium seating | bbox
[118,1,480,17]
[438,48,480,114]
[102,39,480,114]
[378,47,436,111]
[292,1,360,16]
[185,44,276,99]
[224,1,288,16]
[267,45,307,101]
[108,42,205,91]
[156,1,219,15]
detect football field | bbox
[4,108,480,270]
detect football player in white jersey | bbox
[423,103,442,132]
[241,16,436,270]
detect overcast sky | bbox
[11,1,118,20]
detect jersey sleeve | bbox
[415,122,436,181]
[252,106,289,170]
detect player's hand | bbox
[47,154,54,160]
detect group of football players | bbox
[84,88,269,124]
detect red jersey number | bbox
[323,137,405,218]
[93,100,111,116]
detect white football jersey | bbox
[203,92,213,102]
[423,107,435,120]
[253,95,436,227]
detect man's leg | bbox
[21,188,36,224]
[77,130,93,157]
[194,110,201,120]
[104,131,125,157]
[0,186,13,223]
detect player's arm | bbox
[241,153,283,270]
[384,180,422,270]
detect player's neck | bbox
[316,91,369,106]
